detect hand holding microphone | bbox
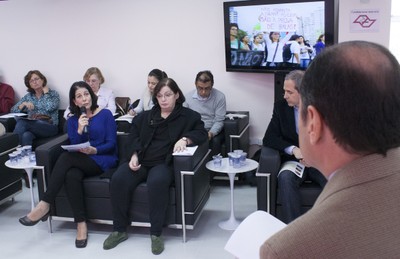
[80,106,89,134]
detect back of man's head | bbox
[300,41,400,155]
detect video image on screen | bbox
[227,1,328,71]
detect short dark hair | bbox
[300,41,400,155]
[195,70,214,86]
[152,78,185,105]
[24,70,47,94]
[269,31,280,41]
[289,34,300,41]
[68,81,99,115]
[285,70,304,92]
[148,69,168,81]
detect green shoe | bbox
[103,231,128,250]
[151,235,164,255]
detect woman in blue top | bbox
[11,70,60,146]
[19,81,118,249]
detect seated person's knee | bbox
[278,170,297,184]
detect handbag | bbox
[30,113,53,124]
[115,97,131,116]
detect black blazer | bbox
[263,99,298,163]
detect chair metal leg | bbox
[256,171,271,213]
[34,165,52,233]
[180,170,195,243]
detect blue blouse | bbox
[67,109,118,171]
[11,89,60,125]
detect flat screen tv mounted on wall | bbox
[223,0,337,73]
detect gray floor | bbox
[0,178,257,259]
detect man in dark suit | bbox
[263,70,326,223]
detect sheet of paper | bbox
[61,141,90,152]
[225,113,248,120]
[115,114,135,122]
[0,113,28,119]
[172,145,198,156]
[278,161,305,178]
[225,210,286,259]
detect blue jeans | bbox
[13,117,58,146]
[278,166,326,223]
[300,59,310,68]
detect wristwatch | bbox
[181,137,188,144]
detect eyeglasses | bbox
[29,77,41,84]
[196,86,212,92]
[156,92,175,99]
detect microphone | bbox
[80,106,89,134]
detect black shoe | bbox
[75,236,88,248]
[19,212,49,226]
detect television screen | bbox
[224,0,337,73]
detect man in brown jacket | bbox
[260,41,400,258]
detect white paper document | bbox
[278,161,305,178]
[225,210,287,259]
[0,113,28,119]
[61,141,90,152]
[225,113,248,120]
[172,146,198,156]
[115,114,135,123]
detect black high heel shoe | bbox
[19,212,49,226]
[75,235,88,248]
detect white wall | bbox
[0,0,392,144]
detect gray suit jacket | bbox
[260,147,400,258]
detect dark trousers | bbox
[42,152,103,222]
[110,162,174,236]
[278,166,326,224]
[209,132,225,156]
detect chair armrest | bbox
[0,133,23,187]
[35,134,69,199]
[0,117,16,132]
[258,146,281,174]
[173,140,211,224]
[0,133,19,155]
[224,111,250,153]
[256,146,281,214]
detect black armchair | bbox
[35,133,211,242]
[256,146,323,221]
[0,133,23,205]
[223,111,250,156]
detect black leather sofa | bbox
[256,146,323,221]
[0,133,23,205]
[35,133,211,242]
